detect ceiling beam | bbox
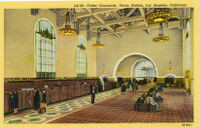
[77,17,88,25]
[91,15,144,28]
[139,8,145,17]
[77,8,121,18]
[100,20,180,36]
[139,8,150,34]
[61,9,69,16]
[79,16,144,31]
[125,8,137,18]
[145,8,154,15]
[93,14,121,38]
[110,12,129,29]
[85,8,121,38]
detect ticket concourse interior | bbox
[4,8,193,123]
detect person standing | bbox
[135,83,139,91]
[10,90,19,113]
[154,77,157,83]
[41,89,47,113]
[33,89,37,110]
[42,89,47,103]
[98,81,103,94]
[39,89,43,103]
[91,85,96,104]
[121,81,126,92]
[131,80,135,93]
[127,80,131,89]
[95,83,99,94]
[33,89,40,110]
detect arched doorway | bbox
[113,53,158,80]
[100,74,109,82]
[116,75,123,84]
[164,74,176,87]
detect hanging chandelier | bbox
[153,23,170,43]
[59,25,77,36]
[141,67,150,71]
[92,28,105,48]
[153,36,169,43]
[92,44,105,48]
[146,8,171,24]
[59,9,77,36]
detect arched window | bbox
[134,60,155,80]
[76,36,87,77]
[35,19,56,78]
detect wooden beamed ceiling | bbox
[49,8,191,37]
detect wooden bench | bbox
[135,103,157,112]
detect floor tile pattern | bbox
[49,87,193,123]
[5,88,121,124]
[5,83,193,123]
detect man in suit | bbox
[91,85,96,104]
[33,89,40,110]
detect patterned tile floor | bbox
[49,86,193,123]
[5,88,121,124]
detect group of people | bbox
[120,79,149,93]
[33,89,47,113]
[134,84,163,112]
[137,78,149,85]
[95,81,103,94]
[7,88,47,114]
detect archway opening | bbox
[113,53,158,81]
[164,74,176,86]
[100,74,109,83]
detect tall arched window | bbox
[76,36,87,77]
[35,19,56,78]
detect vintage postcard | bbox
[0,0,200,127]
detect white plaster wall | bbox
[4,9,97,78]
[97,28,183,78]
